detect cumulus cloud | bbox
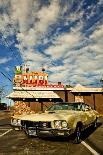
[0,57,11,64]
[0,0,103,86]
[45,25,83,60]
[45,22,103,86]
[98,0,103,4]
[90,25,103,53]
[36,0,60,33]
[0,0,60,65]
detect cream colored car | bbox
[20,102,98,143]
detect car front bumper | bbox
[39,128,72,136]
[23,127,72,137]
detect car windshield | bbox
[47,103,87,111]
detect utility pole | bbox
[0,87,3,103]
[0,90,1,103]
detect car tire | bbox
[24,125,30,137]
[24,127,29,135]
[74,126,81,144]
[24,128,33,138]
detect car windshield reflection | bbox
[47,102,91,111]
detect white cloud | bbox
[45,27,83,60]
[45,21,103,86]
[36,0,60,33]
[98,0,103,4]
[0,0,61,64]
[11,0,34,32]
[0,57,11,64]
[5,66,11,72]
[48,70,69,84]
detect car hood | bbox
[19,110,78,122]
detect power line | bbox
[2,35,22,65]
[1,32,39,98]
[0,70,39,98]
[0,71,12,82]
[0,32,23,81]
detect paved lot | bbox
[0,111,103,155]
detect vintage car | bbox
[20,102,98,143]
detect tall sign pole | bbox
[100,78,103,92]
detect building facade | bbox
[7,66,103,114]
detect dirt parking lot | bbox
[0,111,103,155]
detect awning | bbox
[71,84,102,93]
[7,90,60,99]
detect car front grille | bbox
[21,120,51,128]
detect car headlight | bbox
[12,119,18,125]
[12,119,21,126]
[61,121,68,128]
[54,120,61,129]
[54,120,68,129]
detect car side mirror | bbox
[85,108,89,111]
[44,109,48,113]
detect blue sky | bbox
[0,0,103,100]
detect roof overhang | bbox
[7,90,63,102]
[13,86,65,90]
[71,84,103,93]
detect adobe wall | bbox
[68,92,75,102]
[28,92,103,114]
[54,90,65,101]
[13,91,103,114]
[29,102,53,112]
[95,94,103,114]
[84,94,103,114]
[54,90,75,102]
[54,91,103,114]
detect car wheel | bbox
[24,125,30,137]
[74,126,81,144]
[24,127,29,135]
[24,128,33,137]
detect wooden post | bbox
[41,102,43,112]
[65,90,68,102]
[93,94,96,110]
[28,102,30,107]
[83,95,85,103]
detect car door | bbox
[84,105,95,125]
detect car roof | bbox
[54,102,85,104]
